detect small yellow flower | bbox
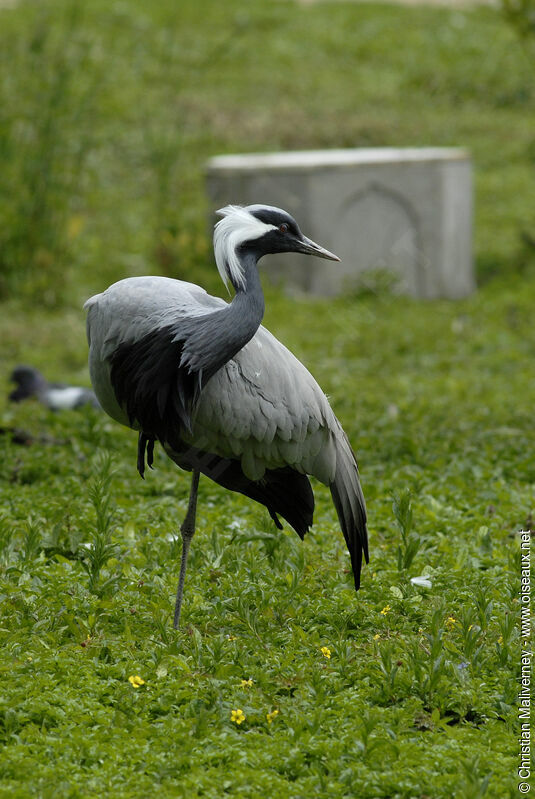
[128,675,145,688]
[266,709,280,724]
[498,635,503,644]
[445,617,457,631]
[418,627,424,634]
[320,646,331,659]
[240,678,253,688]
[227,635,237,641]
[373,633,380,641]
[230,708,245,725]
[380,605,391,616]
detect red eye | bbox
[279,223,289,233]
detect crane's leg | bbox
[173,470,200,629]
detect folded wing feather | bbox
[191,325,338,484]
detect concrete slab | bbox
[206,147,475,299]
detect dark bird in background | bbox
[9,365,100,411]
[85,204,368,627]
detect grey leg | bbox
[173,470,200,629]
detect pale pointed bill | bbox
[296,235,340,261]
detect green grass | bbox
[0,0,533,796]
[0,276,532,797]
[0,0,534,302]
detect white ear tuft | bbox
[215,205,241,219]
[213,206,276,292]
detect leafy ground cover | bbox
[0,0,533,797]
[0,276,532,798]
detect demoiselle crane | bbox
[85,205,368,628]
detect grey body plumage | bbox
[85,204,368,627]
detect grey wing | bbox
[84,276,226,428]
[192,325,341,484]
[85,276,224,357]
[192,324,369,587]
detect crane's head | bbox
[214,204,339,291]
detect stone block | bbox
[206,148,475,299]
